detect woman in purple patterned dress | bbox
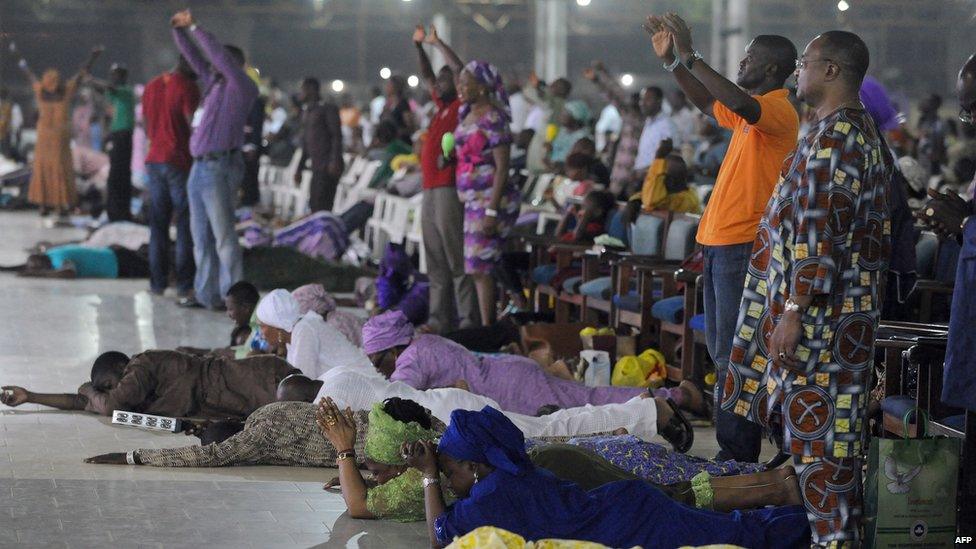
[454,60,518,325]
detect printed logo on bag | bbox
[910,520,927,541]
[883,456,921,494]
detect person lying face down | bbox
[404,406,810,549]
[317,397,803,524]
[358,310,694,452]
[85,395,801,526]
[2,245,149,279]
[255,289,372,379]
[275,355,693,452]
[1,350,298,419]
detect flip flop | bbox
[658,397,694,453]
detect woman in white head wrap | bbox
[256,289,372,379]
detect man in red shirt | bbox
[142,57,200,297]
[413,25,480,332]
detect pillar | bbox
[534,0,567,82]
[710,0,724,77]
[430,13,451,72]
[724,0,749,79]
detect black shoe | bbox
[178,297,205,309]
[658,398,694,453]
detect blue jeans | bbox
[702,242,763,462]
[187,152,244,308]
[146,163,194,294]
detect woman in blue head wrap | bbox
[403,406,811,549]
[454,60,519,325]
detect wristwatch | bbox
[683,51,703,71]
[663,56,681,73]
[423,476,441,488]
[784,298,806,314]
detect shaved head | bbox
[275,374,321,403]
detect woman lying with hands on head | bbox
[400,406,811,549]
[318,399,807,537]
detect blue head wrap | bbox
[437,406,533,476]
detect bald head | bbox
[275,374,322,403]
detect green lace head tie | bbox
[365,402,438,465]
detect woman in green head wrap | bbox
[317,396,440,522]
[547,99,593,165]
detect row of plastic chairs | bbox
[363,192,426,272]
[334,155,383,213]
[257,152,383,223]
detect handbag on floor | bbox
[864,409,960,548]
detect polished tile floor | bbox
[0,210,753,548]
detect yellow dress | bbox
[28,76,79,208]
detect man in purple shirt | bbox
[170,9,258,309]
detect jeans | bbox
[188,152,244,308]
[106,129,133,222]
[702,242,763,462]
[146,162,194,294]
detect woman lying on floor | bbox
[362,310,694,451]
[401,406,810,548]
[317,398,803,528]
[1,244,148,279]
[255,288,373,378]
[292,283,365,348]
[85,385,752,486]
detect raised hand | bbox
[413,24,426,44]
[662,13,694,56]
[424,25,440,45]
[642,16,675,63]
[1,386,28,407]
[170,9,194,29]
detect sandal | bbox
[658,397,694,453]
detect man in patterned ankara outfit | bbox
[721,31,890,547]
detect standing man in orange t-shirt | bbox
[645,14,799,462]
